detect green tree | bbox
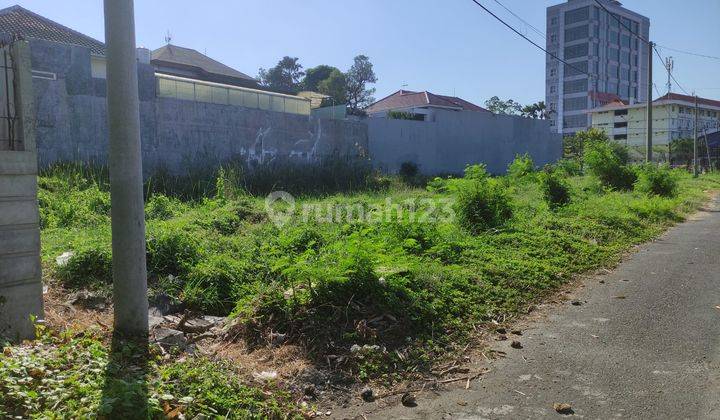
[484,96,523,115]
[258,56,305,94]
[346,55,377,113]
[521,101,549,119]
[317,69,348,105]
[303,65,339,92]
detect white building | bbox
[545,0,650,136]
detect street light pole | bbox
[103,0,148,336]
[693,94,699,177]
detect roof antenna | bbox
[164,30,172,45]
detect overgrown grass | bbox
[0,326,299,418]
[35,158,720,388]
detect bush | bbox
[634,164,678,197]
[146,226,202,279]
[454,179,513,234]
[399,161,419,181]
[145,194,179,220]
[463,164,489,181]
[583,139,636,190]
[55,247,112,289]
[555,158,583,176]
[507,153,535,179]
[538,169,571,209]
[183,255,249,315]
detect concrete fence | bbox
[0,41,43,341]
[367,110,563,175]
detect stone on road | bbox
[346,197,720,419]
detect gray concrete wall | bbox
[28,39,367,175]
[0,41,43,341]
[367,110,563,175]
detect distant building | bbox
[546,0,650,136]
[365,90,488,121]
[589,93,720,146]
[151,44,260,89]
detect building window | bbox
[564,96,588,111]
[31,70,57,80]
[551,16,558,26]
[614,121,628,128]
[564,7,589,25]
[564,78,589,94]
[565,25,589,42]
[551,33,557,43]
[609,48,620,61]
[614,109,628,116]
[614,134,627,140]
[621,34,630,48]
[563,114,587,128]
[564,43,589,59]
[550,85,556,93]
[564,61,588,76]
[550,68,556,77]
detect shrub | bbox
[538,169,571,209]
[507,153,535,179]
[634,164,678,197]
[55,247,112,289]
[555,158,583,176]
[583,139,636,190]
[463,164,489,181]
[454,179,513,234]
[145,194,178,220]
[146,226,202,279]
[183,255,249,314]
[399,161,419,181]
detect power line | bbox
[654,46,689,95]
[592,0,649,44]
[656,44,720,62]
[491,0,545,40]
[468,0,594,80]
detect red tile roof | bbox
[366,90,489,114]
[655,93,720,108]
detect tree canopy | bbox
[258,56,305,94]
[303,65,339,92]
[346,55,377,113]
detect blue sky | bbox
[5,0,719,106]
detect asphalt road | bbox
[339,196,720,419]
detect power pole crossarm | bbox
[103,0,149,336]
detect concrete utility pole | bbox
[646,42,654,163]
[103,0,148,335]
[693,93,699,177]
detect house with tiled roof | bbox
[590,92,720,146]
[365,90,489,121]
[151,44,259,89]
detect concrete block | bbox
[0,199,40,226]
[0,226,40,256]
[0,280,43,341]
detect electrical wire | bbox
[592,0,648,43]
[654,46,689,95]
[468,0,595,80]
[655,45,720,62]
[491,0,546,40]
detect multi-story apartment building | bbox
[590,93,720,146]
[546,0,650,136]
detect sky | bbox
[4,0,719,107]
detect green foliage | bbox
[399,161,420,184]
[55,246,112,289]
[346,55,377,112]
[463,163,489,181]
[484,96,522,115]
[634,164,678,197]
[317,68,348,104]
[146,225,202,279]
[538,169,571,208]
[303,64,338,92]
[555,158,583,176]
[454,179,513,234]
[145,194,179,220]
[184,255,249,314]
[507,153,535,179]
[583,137,636,190]
[0,329,297,418]
[258,56,304,94]
[387,110,424,121]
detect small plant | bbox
[634,164,678,197]
[555,158,583,176]
[463,163,489,181]
[184,255,249,314]
[454,179,513,234]
[538,168,571,209]
[55,247,112,288]
[583,139,636,190]
[507,153,535,179]
[145,194,178,220]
